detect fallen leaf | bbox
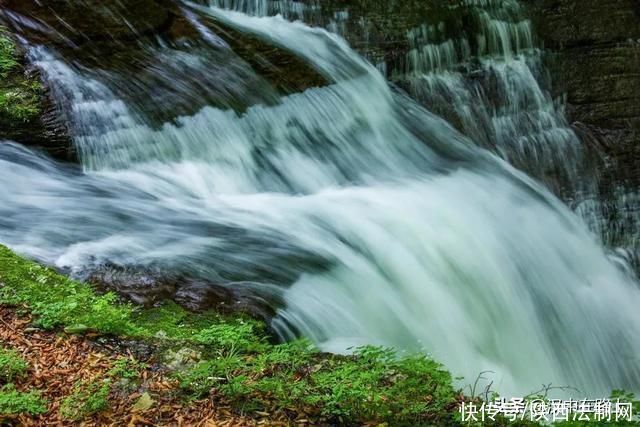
[132,392,155,412]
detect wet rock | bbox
[524,0,640,158]
[195,14,328,95]
[298,0,477,69]
[92,335,157,361]
[86,264,277,321]
[163,348,201,371]
[524,0,640,48]
[64,324,92,335]
[86,265,179,307]
[132,392,155,412]
[174,280,277,320]
[1,0,172,45]
[523,0,640,269]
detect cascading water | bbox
[386,1,587,199]
[0,0,639,397]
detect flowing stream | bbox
[1,0,640,396]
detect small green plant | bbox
[0,384,47,416]
[0,32,18,78]
[178,344,459,424]
[108,358,147,381]
[0,90,39,121]
[0,348,28,383]
[60,379,111,421]
[192,319,267,353]
[177,352,246,398]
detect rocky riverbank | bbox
[0,245,465,425]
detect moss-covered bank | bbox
[0,245,466,425]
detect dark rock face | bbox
[85,265,277,320]
[1,0,326,97]
[523,0,640,269]
[525,0,640,162]
[1,0,172,44]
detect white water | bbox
[390,1,584,196]
[1,1,639,397]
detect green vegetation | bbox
[0,246,136,334]
[60,379,111,421]
[0,346,46,418]
[108,358,148,381]
[178,344,459,423]
[0,35,19,77]
[0,28,41,125]
[0,384,47,416]
[0,348,28,383]
[57,357,149,420]
[0,244,461,424]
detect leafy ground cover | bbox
[0,245,462,425]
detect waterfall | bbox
[0,0,639,397]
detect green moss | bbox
[132,300,266,344]
[108,358,148,381]
[60,379,111,421]
[180,345,460,424]
[0,348,28,383]
[0,244,461,424]
[0,245,264,343]
[0,36,19,77]
[0,384,47,416]
[0,247,138,334]
[0,28,41,125]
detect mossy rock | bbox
[0,28,72,159]
[0,30,41,131]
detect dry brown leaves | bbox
[0,307,272,427]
